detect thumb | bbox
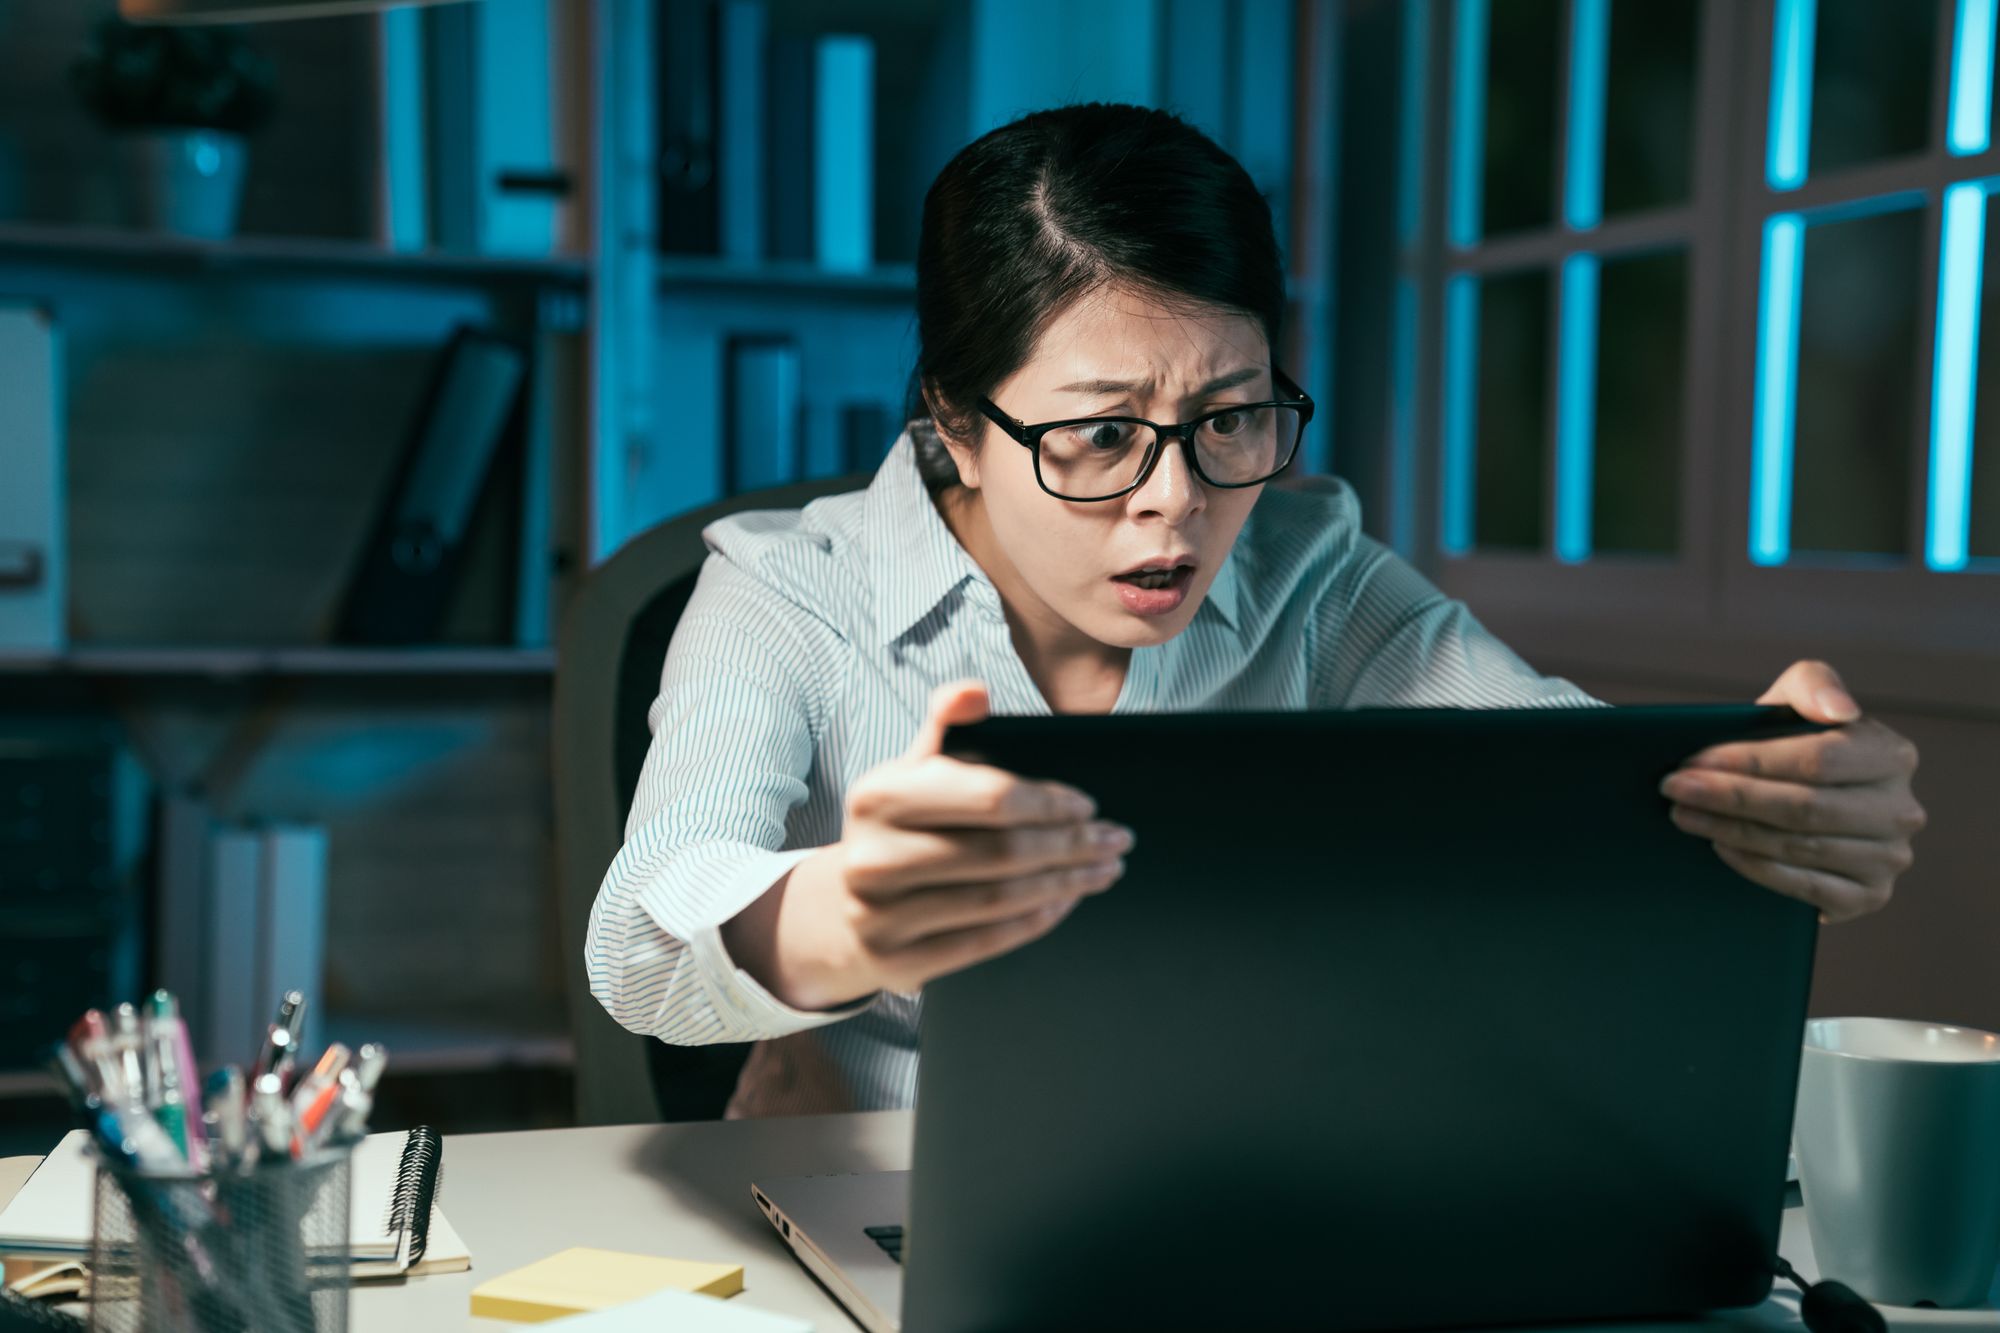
[906,679,991,759]
[1757,659,1861,725]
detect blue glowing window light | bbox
[1565,0,1608,231]
[1555,254,1600,563]
[1442,275,1481,554]
[1391,277,1420,555]
[1952,0,1997,155]
[1929,182,1987,571]
[1449,0,1489,248]
[1767,0,1816,191]
[1751,213,1805,565]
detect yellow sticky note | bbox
[469,1247,746,1323]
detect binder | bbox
[658,0,721,255]
[723,336,803,493]
[256,824,329,1055]
[0,306,65,653]
[766,33,816,262]
[718,0,767,262]
[814,35,874,272]
[335,326,529,645]
[202,828,265,1066]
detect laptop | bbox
[754,705,1823,1333]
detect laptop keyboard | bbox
[863,1224,904,1264]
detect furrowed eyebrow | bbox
[1053,366,1265,397]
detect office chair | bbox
[553,473,872,1125]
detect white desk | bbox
[5,1110,1997,1332]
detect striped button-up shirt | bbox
[585,428,1595,1117]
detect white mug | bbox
[1794,1017,2000,1308]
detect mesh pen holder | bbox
[86,1147,352,1333]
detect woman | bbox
[587,103,1924,1118]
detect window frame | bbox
[1402,0,2000,708]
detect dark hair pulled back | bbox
[905,102,1287,489]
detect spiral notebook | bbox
[0,1127,470,1280]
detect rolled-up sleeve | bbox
[1312,534,1601,709]
[584,557,870,1046]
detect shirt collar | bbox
[863,424,1246,644]
[864,429,987,645]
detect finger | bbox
[1681,718,1919,787]
[862,859,1124,949]
[881,895,1083,990]
[1668,804,1915,879]
[844,820,1133,895]
[1756,658,1862,724]
[1658,769,1922,839]
[905,679,991,760]
[1713,844,1889,924]
[851,757,1094,829]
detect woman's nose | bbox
[1128,435,1206,521]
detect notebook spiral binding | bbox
[383,1125,444,1273]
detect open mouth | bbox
[1111,562,1195,591]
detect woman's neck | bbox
[936,486,1129,713]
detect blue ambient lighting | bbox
[1442,275,1480,555]
[1564,0,1608,231]
[1928,182,1987,571]
[1391,277,1420,555]
[1751,214,1805,566]
[1449,0,1489,249]
[1555,254,1600,563]
[1952,0,1998,155]
[1767,0,1816,191]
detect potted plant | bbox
[72,17,276,240]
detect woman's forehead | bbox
[1024,286,1268,385]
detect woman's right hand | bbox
[722,679,1132,1011]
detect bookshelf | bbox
[0,0,1343,1128]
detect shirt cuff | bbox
[663,846,878,1040]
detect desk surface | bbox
[4,1110,1997,1332]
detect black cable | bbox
[1774,1254,1887,1333]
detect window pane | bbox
[1475,269,1550,550]
[1602,0,1698,216]
[1792,207,1923,558]
[1966,193,2000,560]
[1808,0,1937,175]
[1594,250,1686,553]
[1483,0,1562,237]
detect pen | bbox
[353,1042,389,1095]
[148,990,208,1166]
[109,1004,147,1113]
[249,1072,293,1161]
[289,1044,351,1156]
[255,991,306,1077]
[141,997,191,1162]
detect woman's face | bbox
[942,283,1274,652]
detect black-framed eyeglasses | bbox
[976,368,1316,502]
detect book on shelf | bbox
[376,0,568,256]
[335,326,529,646]
[723,336,804,493]
[719,0,768,263]
[655,2,877,271]
[813,34,875,272]
[766,32,817,263]
[658,0,721,256]
[0,305,65,654]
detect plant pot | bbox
[118,129,247,240]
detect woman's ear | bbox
[924,383,983,489]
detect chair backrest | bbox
[553,474,872,1125]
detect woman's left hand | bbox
[1660,660,1925,924]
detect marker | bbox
[149,991,208,1165]
[204,1067,248,1171]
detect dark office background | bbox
[0,0,1995,1154]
